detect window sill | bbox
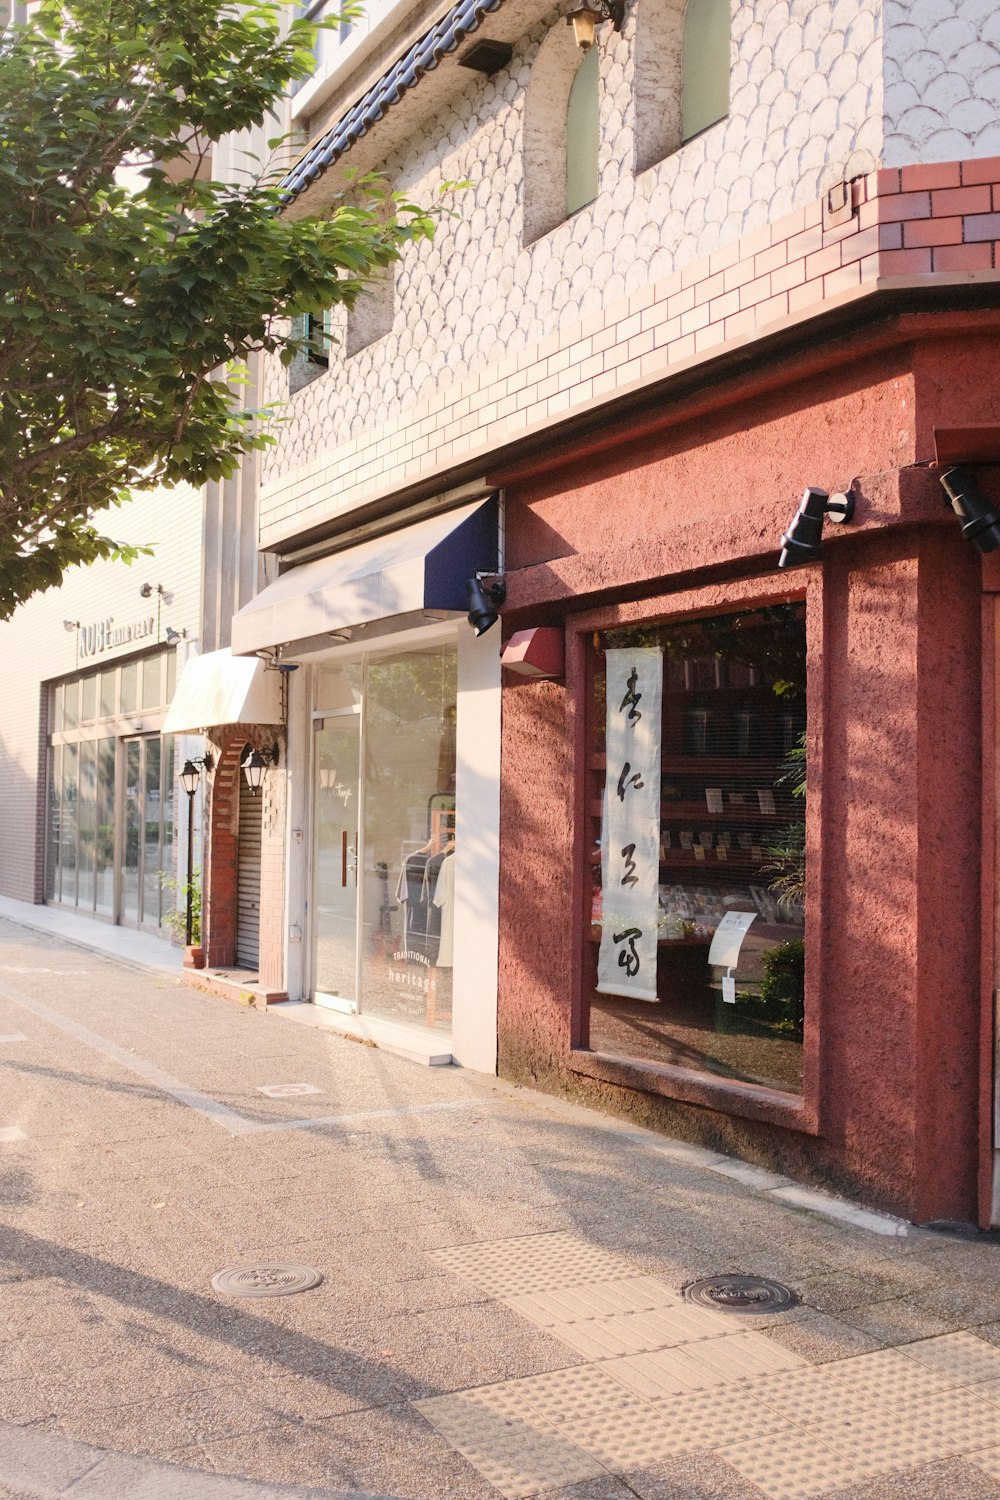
[568,1047,818,1134]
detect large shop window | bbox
[312,643,457,1035]
[47,652,178,931]
[587,604,807,1095]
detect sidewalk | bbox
[1,908,1000,1500]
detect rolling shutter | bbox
[236,773,262,970]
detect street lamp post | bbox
[180,754,213,947]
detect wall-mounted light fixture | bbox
[164,626,186,646]
[777,487,855,569]
[180,753,214,949]
[241,743,280,797]
[566,0,624,51]
[63,619,80,633]
[140,582,166,599]
[939,467,1000,554]
[467,576,506,635]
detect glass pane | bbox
[141,656,162,712]
[315,662,362,712]
[122,741,141,925]
[94,738,116,916]
[46,744,61,900]
[360,645,457,1033]
[63,679,79,731]
[566,44,599,215]
[99,669,116,719]
[52,682,65,733]
[160,735,175,925]
[120,662,138,717]
[80,674,96,725]
[682,0,730,141]
[587,604,806,1095]
[165,647,177,703]
[313,715,361,1005]
[141,739,162,928]
[59,742,79,906]
[77,741,97,912]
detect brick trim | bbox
[259,155,1000,551]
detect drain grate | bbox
[211,1263,323,1298]
[682,1274,798,1314]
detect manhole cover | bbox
[683,1274,798,1314]
[211,1263,324,1298]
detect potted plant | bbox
[160,871,204,968]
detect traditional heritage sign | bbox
[597,647,663,1002]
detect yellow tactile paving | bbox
[427,1232,625,1296]
[720,1428,874,1499]
[899,1332,1000,1385]
[502,1274,695,1328]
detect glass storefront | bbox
[586,603,807,1094]
[312,642,457,1034]
[46,651,178,932]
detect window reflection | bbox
[588,604,807,1094]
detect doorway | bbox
[120,734,176,931]
[310,643,457,1036]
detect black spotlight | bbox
[940,467,1000,554]
[466,576,506,635]
[778,487,855,569]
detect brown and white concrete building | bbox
[201,0,1000,1229]
[5,0,1000,1229]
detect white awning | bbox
[230,496,498,657]
[162,649,282,734]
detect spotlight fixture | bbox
[164,626,186,646]
[139,582,166,599]
[241,743,280,796]
[777,487,855,569]
[466,576,506,636]
[63,619,80,633]
[939,467,1000,554]
[566,0,624,49]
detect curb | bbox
[0,1421,400,1500]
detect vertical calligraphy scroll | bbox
[597,647,663,1001]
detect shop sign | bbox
[598,647,663,1001]
[78,614,155,660]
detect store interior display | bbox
[587,604,807,1094]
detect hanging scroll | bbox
[597,647,663,1001]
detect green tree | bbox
[0,0,440,617]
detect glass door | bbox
[313,711,362,1012]
[121,738,142,926]
[120,735,175,931]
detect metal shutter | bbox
[236,773,262,970]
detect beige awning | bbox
[162,648,282,734]
[230,496,498,657]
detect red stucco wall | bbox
[494,318,989,1223]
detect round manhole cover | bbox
[211,1263,324,1298]
[683,1274,798,1314]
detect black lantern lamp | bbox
[242,743,280,796]
[466,576,507,636]
[940,467,1000,554]
[566,0,624,49]
[180,753,213,947]
[777,487,855,569]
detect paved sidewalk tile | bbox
[415,1390,607,1498]
[427,1234,626,1297]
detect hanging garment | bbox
[432,852,455,968]
[394,850,445,961]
